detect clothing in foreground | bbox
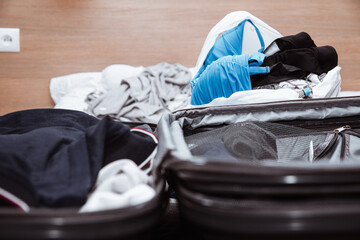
[87,62,192,124]
[80,160,155,213]
[0,109,157,210]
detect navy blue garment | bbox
[0,109,156,208]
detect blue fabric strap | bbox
[248,52,269,75]
[303,88,312,97]
[192,19,266,88]
[202,19,265,71]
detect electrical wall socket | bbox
[0,28,20,52]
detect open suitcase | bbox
[0,10,351,239]
[0,110,168,240]
[155,96,360,239]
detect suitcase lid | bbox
[155,96,360,196]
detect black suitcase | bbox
[0,110,168,240]
[155,96,360,239]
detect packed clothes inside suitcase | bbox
[1,10,359,240]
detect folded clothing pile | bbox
[191,31,338,105]
[252,32,338,87]
[0,109,157,211]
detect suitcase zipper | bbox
[338,126,351,162]
[341,129,360,162]
[334,125,351,134]
[313,125,351,162]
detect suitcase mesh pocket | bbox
[185,121,352,163]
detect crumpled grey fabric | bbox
[86,62,192,124]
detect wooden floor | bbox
[0,0,359,115]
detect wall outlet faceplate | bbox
[0,28,20,52]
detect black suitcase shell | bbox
[0,176,167,240]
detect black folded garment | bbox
[263,32,316,57]
[263,46,338,75]
[271,32,317,52]
[254,31,338,88]
[0,109,157,209]
[252,45,338,88]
